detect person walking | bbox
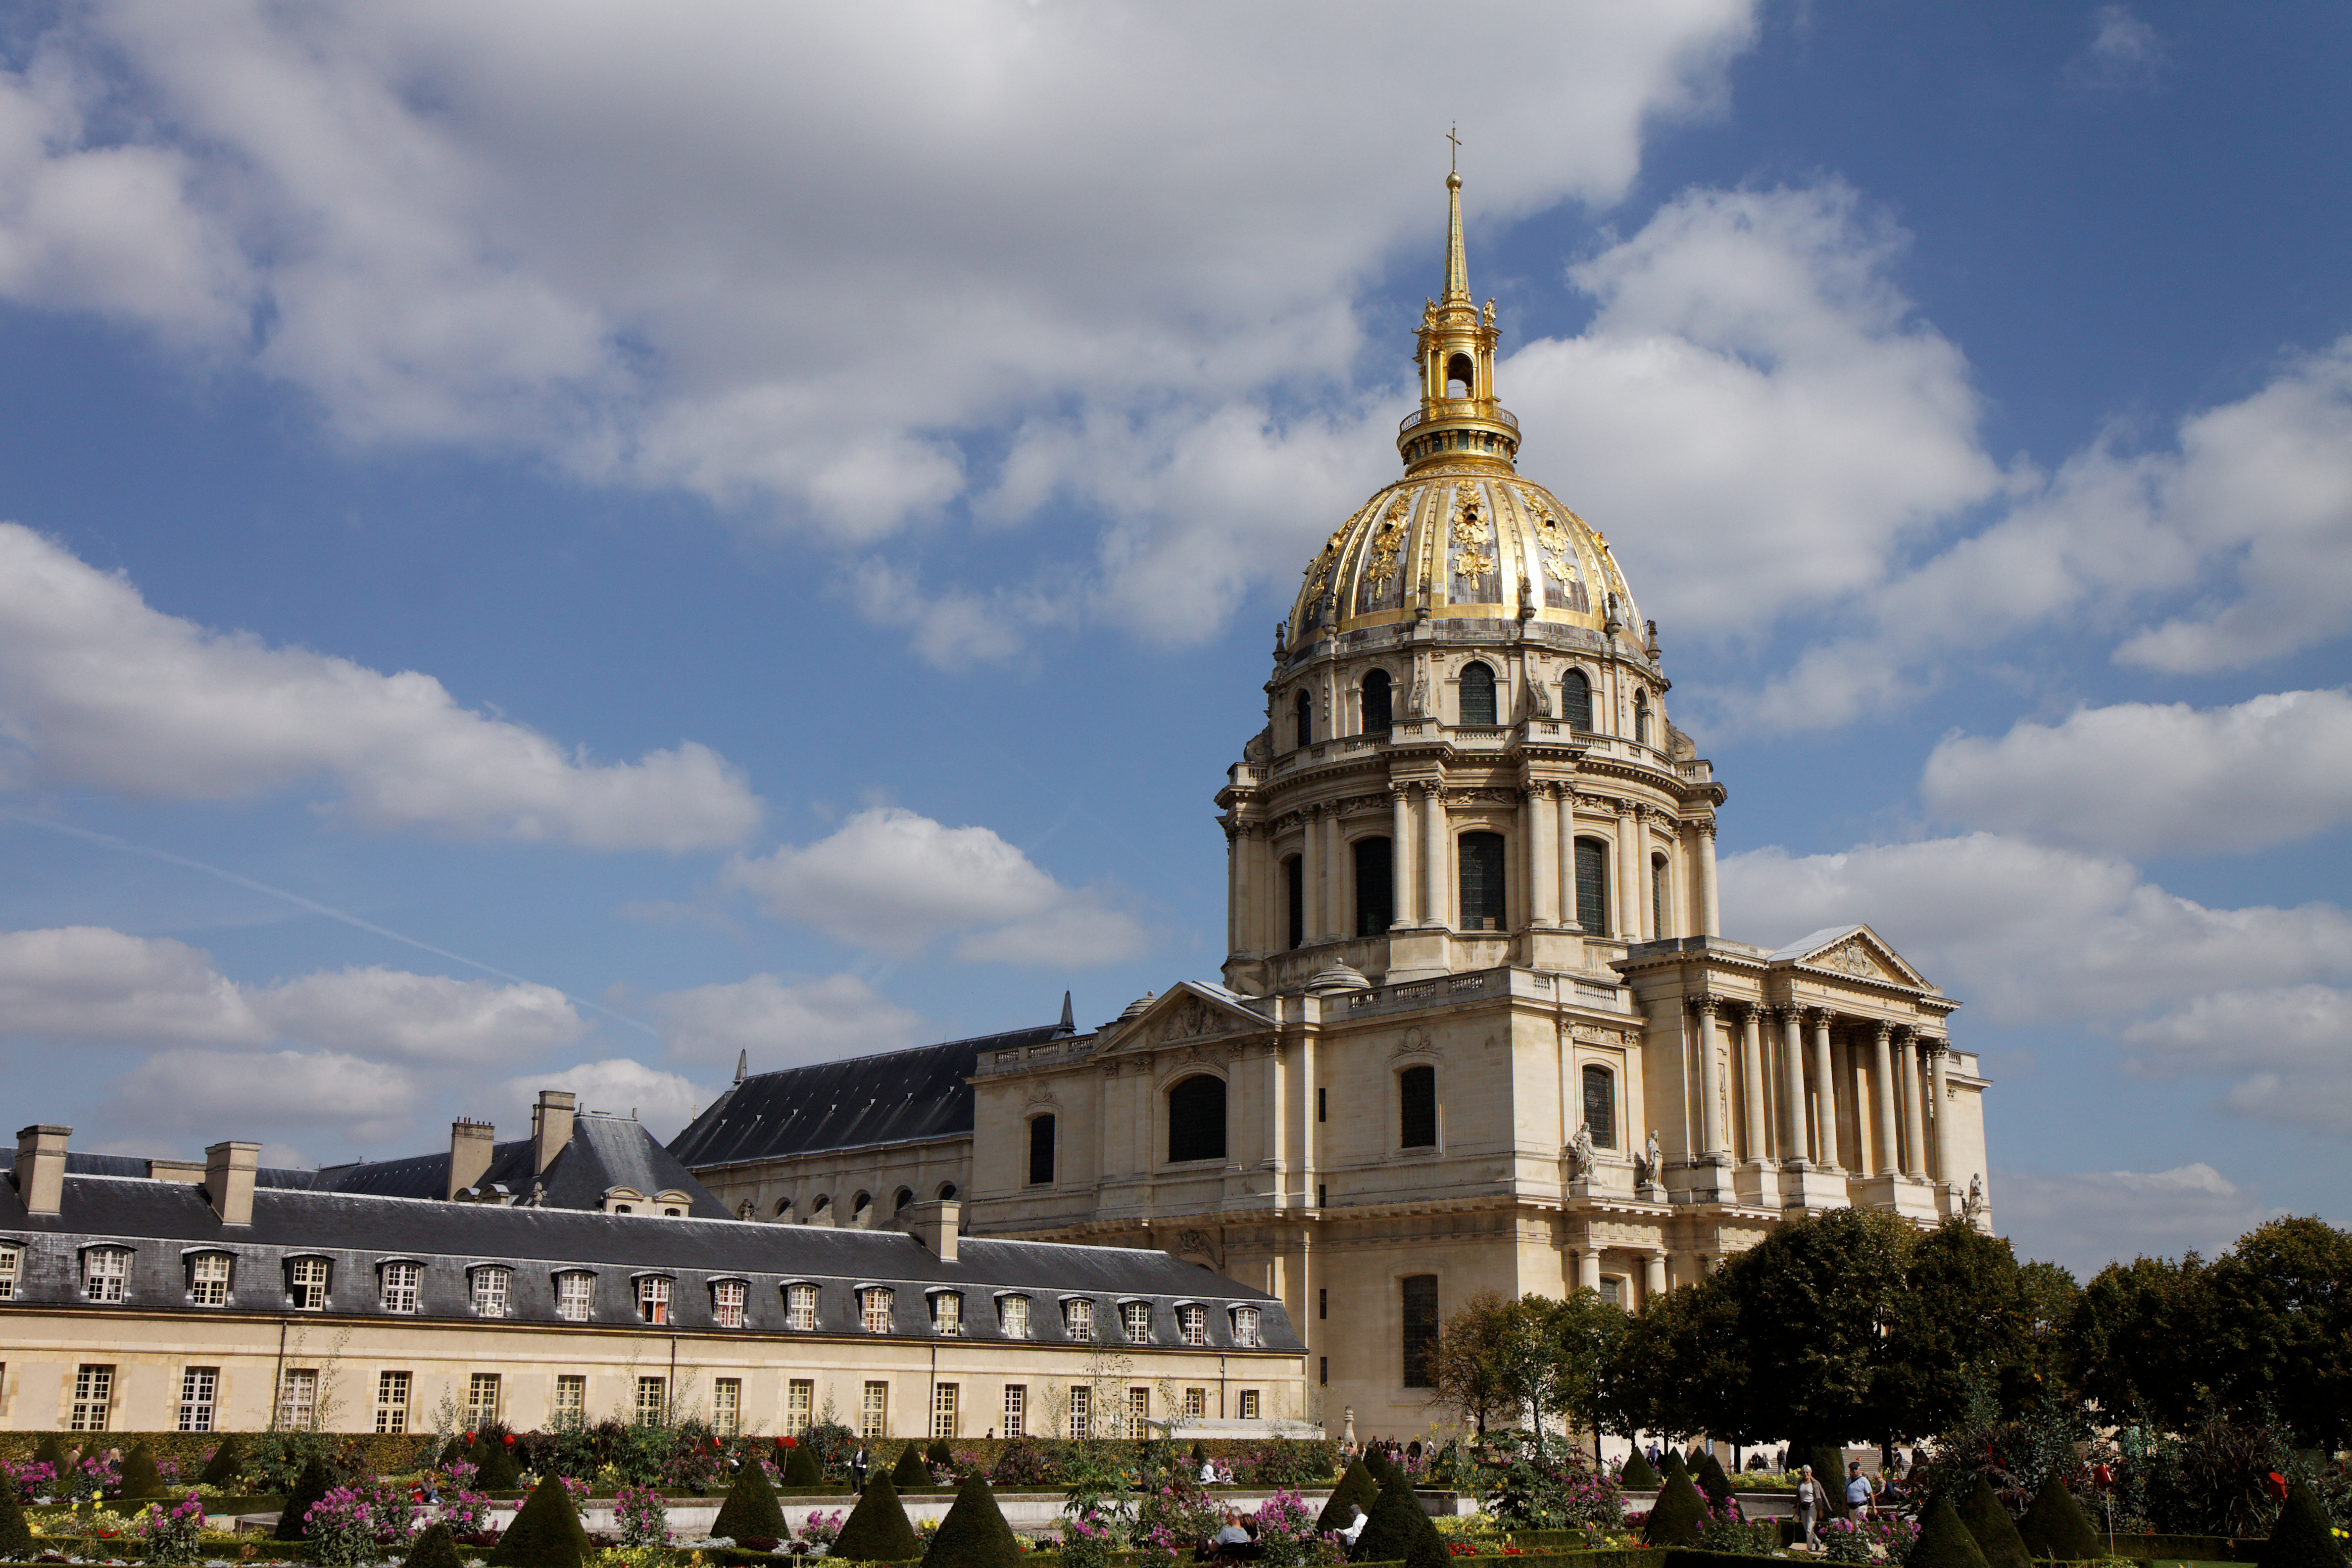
[1845,1461,1874,1521]
[849,1443,869,1490]
[1797,1465,1821,1550]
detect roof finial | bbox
[1443,136,1468,303]
[734,1048,747,1084]
[1058,990,1075,1034]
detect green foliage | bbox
[1660,1449,1687,1479]
[1431,1289,1627,1451]
[276,1455,333,1543]
[1317,1459,1381,1533]
[2017,1474,2100,1561]
[1618,1449,1660,1489]
[199,1434,246,1488]
[895,1443,933,1488]
[0,1474,35,1559]
[33,1434,70,1472]
[405,1521,466,1568]
[1954,1476,2031,1568]
[118,1442,171,1501]
[489,1472,591,1568]
[924,1473,1020,1568]
[928,1439,956,1470]
[2259,1478,2349,1568]
[438,1434,470,1469]
[1642,1473,1707,1547]
[1694,1453,1731,1505]
[2212,1219,2352,1451]
[1356,1472,1442,1566]
[784,1441,824,1487]
[835,1474,922,1563]
[472,1425,525,1490]
[1912,1496,1994,1568]
[710,1451,789,1542]
[1808,1447,1849,1515]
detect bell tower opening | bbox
[1445,353,1473,398]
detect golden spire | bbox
[1444,126,1469,303]
[1398,152,1519,475]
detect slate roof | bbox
[668,1022,1072,1170]
[315,1113,731,1219]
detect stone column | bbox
[1299,806,1322,948]
[1780,1007,1810,1166]
[1390,785,1415,930]
[1899,1029,1927,1178]
[1616,804,1645,942]
[1326,807,1347,941]
[1929,1040,1953,1184]
[1692,997,1726,1160]
[1422,783,1449,930]
[1870,1022,1899,1176]
[1225,824,1240,956]
[1578,1249,1603,1293]
[1808,1010,1838,1170]
[1739,1007,1768,1163]
[1697,819,1721,938]
[1558,792,1581,932]
[1642,1252,1668,1304]
[1528,783,1558,926]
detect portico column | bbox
[1389,785,1415,929]
[1779,1007,1810,1167]
[1616,804,1645,942]
[1928,1040,1953,1184]
[1558,792,1581,932]
[1225,825,1240,955]
[1808,1010,1839,1170]
[1422,783,1449,930]
[1738,1007,1768,1163]
[1697,819,1721,937]
[1642,1252,1668,1305]
[1692,997,1726,1161]
[1870,1023,1899,1176]
[1899,1029,1927,1178]
[1299,806,1322,948]
[1528,783,1559,927]
[1578,1249,1603,1292]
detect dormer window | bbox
[998,1294,1031,1340]
[555,1270,594,1323]
[859,1286,894,1333]
[287,1256,329,1311]
[712,1279,746,1328]
[189,1253,232,1306]
[380,1261,421,1315]
[471,1266,511,1319]
[1231,1306,1263,1348]
[637,1276,673,1324]
[1178,1304,1207,1346]
[931,1291,963,1337]
[1063,1297,1095,1342]
[83,1246,130,1302]
[0,1241,19,1299]
[1120,1300,1154,1344]
[784,1282,819,1330]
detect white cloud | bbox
[2064,6,2168,96]
[727,806,1150,965]
[254,967,586,1063]
[2119,985,2352,1135]
[1993,1163,2265,1277]
[109,1047,422,1144]
[1921,688,2352,856]
[0,524,762,849]
[500,1058,705,1142]
[651,973,930,1069]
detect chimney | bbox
[13,1125,70,1216]
[531,1090,576,1176]
[146,1159,205,1184]
[447,1119,495,1200]
[203,1140,260,1226]
[898,1198,960,1262]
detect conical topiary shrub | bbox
[438,1434,469,1469]
[893,1442,931,1489]
[834,1474,921,1564]
[0,1475,37,1560]
[711,1450,789,1542]
[1660,1447,1688,1479]
[199,1434,246,1488]
[1619,1449,1662,1489]
[783,1438,824,1487]
[472,1427,525,1490]
[405,1521,465,1568]
[1695,1450,1733,1505]
[927,1439,955,1470]
[2259,1477,2349,1568]
[488,1471,590,1568]
[2017,1473,2101,1562]
[1317,1457,1381,1533]
[34,1433,70,1473]
[1644,1471,1709,1547]
[924,1472,1019,1568]
[1955,1475,2032,1568]
[1913,1496,1994,1568]
[1190,1442,1208,1472]
[1356,1471,1443,1565]
[117,1442,170,1501]
[1809,1447,1848,1516]
[277,1454,333,1542]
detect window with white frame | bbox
[1002,1383,1026,1438]
[190,1253,231,1306]
[1121,1300,1153,1344]
[1182,1387,1205,1421]
[0,1241,18,1298]
[1063,1297,1095,1341]
[932,1381,960,1439]
[712,1278,746,1328]
[70,1364,114,1430]
[375,1370,412,1433]
[786,1378,814,1436]
[555,1271,593,1322]
[1067,1383,1091,1440]
[637,1276,673,1324]
[635,1376,667,1426]
[83,1247,129,1302]
[1237,1389,1261,1420]
[287,1257,329,1311]
[277,1368,317,1430]
[1177,1303,1207,1345]
[1126,1386,1149,1438]
[784,1282,819,1330]
[713,1377,742,1436]
[931,1291,962,1336]
[1231,1306,1263,1347]
[471,1266,511,1318]
[467,1373,500,1426]
[552,1375,586,1428]
[380,1261,421,1314]
[860,1380,888,1438]
[859,1286,894,1333]
[998,1294,1030,1339]
[177,1366,218,1432]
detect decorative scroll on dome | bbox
[1355,492,1413,614]
[1518,487,1592,614]
[1447,482,1500,602]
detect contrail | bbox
[1,810,659,1039]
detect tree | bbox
[1539,1287,1630,1462]
[2013,1260,2081,1401]
[1428,1290,1516,1437]
[1725,1206,1916,1446]
[2067,1252,2227,1430]
[1606,1268,1750,1446]
[2210,1216,2352,1450]
[1879,1221,2035,1434]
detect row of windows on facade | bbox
[44,1359,1262,1445]
[0,1244,1260,1346]
[1282,833,1671,943]
[753,1181,958,1225]
[1292,665,1653,747]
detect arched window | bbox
[1399,1065,1437,1148]
[1294,689,1313,748]
[1459,831,1506,931]
[1582,1065,1617,1149]
[1284,854,1305,950]
[1652,854,1669,940]
[851,1191,872,1224]
[1459,661,1496,726]
[1354,836,1394,936]
[937,1182,958,1201]
[809,1194,831,1218]
[1446,352,1473,397]
[1362,669,1392,734]
[1167,1074,1227,1163]
[1574,838,1610,938]
[773,1196,795,1220]
[1561,668,1593,732]
[893,1187,915,1213]
[1634,690,1652,745]
[1028,1115,1056,1186]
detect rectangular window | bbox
[1237,1389,1261,1420]
[931,1292,962,1336]
[1318,1288,1327,1321]
[637,1276,672,1324]
[1231,1306,1262,1348]
[1354,835,1394,936]
[1068,1383,1091,1441]
[288,1257,329,1311]
[1318,1183,1327,1209]
[1002,1384,1026,1439]
[467,1373,501,1426]
[1458,831,1507,931]
[1126,1386,1149,1439]
[552,1375,586,1428]
[713,1278,746,1328]
[70,1364,114,1430]
[786,1378,814,1436]
[83,1249,128,1302]
[1182,1387,1205,1421]
[860,1380,888,1439]
[277,1368,317,1431]
[1317,1087,1326,1123]
[1600,1277,1621,1307]
[860,1287,894,1334]
[999,1294,1030,1339]
[1652,857,1667,940]
[785,1282,819,1330]
[1063,1297,1094,1341]
[1582,1065,1618,1150]
[0,1243,17,1297]
[1574,838,1610,939]
[1028,1114,1056,1185]
[375,1370,412,1433]
[472,1267,510,1319]
[190,1252,230,1306]
[177,1367,218,1432]
[713,1377,742,1437]
[381,1261,421,1315]
[932,1382,959,1439]
[556,1272,593,1322]
[1177,1303,1206,1345]
[1319,1356,1328,1386]
[635,1376,666,1426]
[1121,1300,1153,1344]
[1401,1275,1439,1389]
[1399,1064,1438,1148]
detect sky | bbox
[0,1,2346,1280]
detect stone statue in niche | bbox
[1570,1122,1596,1176]
[1646,1129,1663,1179]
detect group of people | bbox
[1792,1459,1913,1552]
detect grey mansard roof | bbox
[668,1022,1072,1170]
[0,1171,1296,1352]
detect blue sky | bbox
[0,2,2346,1277]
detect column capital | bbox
[1388,781,1414,803]
[1686,992,1729,1018]
[1802,1006,1834,1028]
[1418,780,1446,803]
[1870,1018,1895,1044]
[1752,1004,1783,1026]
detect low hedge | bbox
[0,1433,439,1473]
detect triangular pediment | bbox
[1105,980,1273,1053]
[1769,924,1930,989]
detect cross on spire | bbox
[1447,123,1461,175]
